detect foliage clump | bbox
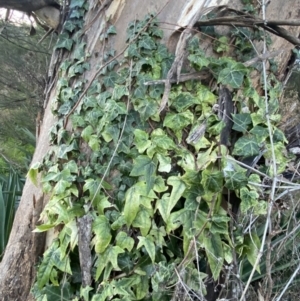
[30,2,300,300]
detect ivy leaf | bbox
[203,233,224,280]
[196,84,216,105]
[157,176,186,222]
[80,286,94,301]
[188,52,210,69]
[56,33,73,51]
[156,153,171,173]
[232,136,260,157]
[64,20,76,33]
[34,283,72,301]
[123,183,141,226]
[135,97,158,121]
[149,83,164,99]
[103,71,119,88]
[88,134,100,151]
[115,231,134,252]
[118,252,134,274]
[210,212,230,235]
[53,179,72,195]
[163,111,194,142]
[232,113,252,132]
[138,35,156,50]
[137,236,156,262]
[250,125,269,143]
[201,170,223,193]
[224,171,248,190]
[134,129,151,153]
[153,175,168,193]
[244,233,261,273]
[240,187,259,213]
[130,155,157,193]
[164,111,194,131]
[107,25,117,35]
[126,43,140,58]
[37,241,72,289]
[171,92,198,112]
[73,42,86,60]
[57,141,78,159]
[70,0,85,8]
[95,246,124,280]
[112,85,129,100]
[149,224,166,248]
[92,215,112,253]
[28,163,40,186]
[218,62,247,88]
[132,207,152,236]
[63,160,78,174]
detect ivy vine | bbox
[29,1,292,300]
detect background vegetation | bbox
[0,14,55,173]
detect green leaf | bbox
[232,113,252,132]
[37,241,72,289]
[218,62,247,88]
[80,286,94,301]
[250,125,269,143]
[134,97,158,121]
[34,283,72,301]
[53,179,72,195]
[239,187,259,213]
[188,52,210,69]
[56,33,73,51]
[73,42,86,60]
[203,233,224,280]
[95,245,124,280]
[63,160,78,174]
[232,136,260,157]
[244,233,261,273]
[157,176,186,222]
[112,85,129,100]
[107,25,117,35]
[27,163,40,186]
[92,215,112,253]
[138,35,156,50]
[149,224,166,248]
[134,129,151,153]
[163,111,194,142]
[115,232,134,252]
[156,154,171,173]
[123,184,141,227]
[64,20,76,32]
[196,84,216,105]
[130,156,157,193]
[132,207,152,236]
[171,92,198,112]
[215,36,230,53]
[103,71,119,88]
[224,171,248,190]
[201,170,223,193]
[153,176,168,193]
[34,223,57,232]
[137,236,156,262]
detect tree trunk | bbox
[1,0,300,300]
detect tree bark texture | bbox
[1,0,300,300]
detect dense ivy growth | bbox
[29,1,294,300]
